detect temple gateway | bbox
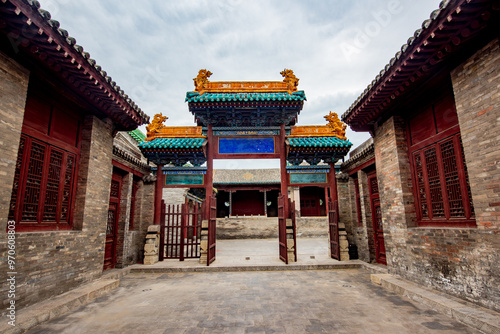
[139,69,352,264]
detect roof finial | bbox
[324,111,347,140]
[146,113,168,134]
[280,69,299,93]
[193,69,213,92]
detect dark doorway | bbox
[300,187,326,216]
[233,190,265,216]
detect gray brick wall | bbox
[0,52,29,232]
[1,115,115,312]
[372,42,500,312]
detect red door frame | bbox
[367,171,386,265]
[104,173,121,270]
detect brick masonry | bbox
[1,114,115,312]
[0,51,29,232]
[371,40,500,312]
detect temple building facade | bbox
[340,0,499,312]
[0,0,153,311]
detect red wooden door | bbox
[328,200,339,260]
[207,195,217,266]
[300,194,321,217]
[104,176,121,270]
[368,172,386,265]
[278,194,288,264]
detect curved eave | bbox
[185,91,307,103]
[341,0,497,131]
[1,0,149,129]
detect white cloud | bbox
[40,0,441,165]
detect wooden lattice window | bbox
[8,134,77,231]
[408,92,475,227]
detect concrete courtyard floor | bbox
[27,270,482,333]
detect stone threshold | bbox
[371,273,500,334]
[130,262,364,273]
[0,268,130,334]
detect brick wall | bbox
[1,115,115,312]
[0,52,29,232]
[373,116,416,271]
[451,38,500,230]
[374,41,500,312]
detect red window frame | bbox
[8,134,78,231]
[8,87,82,232]
[407,93,475,227]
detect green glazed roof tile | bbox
[185,91,307,103]
[139,137,206,149]
[288,136,352,148]
[128,129,146,143]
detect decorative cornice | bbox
[1,0,149,129]
[113,146,150,172]
[192,69,299,95]
[341,0,497,131]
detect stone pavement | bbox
[26,269,483,334]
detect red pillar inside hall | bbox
[280,123,289,216]
[205,125,214,218]
[154,164,165,225]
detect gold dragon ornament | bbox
[324,111,347,140]
[280,69,299,93]
[193,69,213,92]
[146,113,168,134]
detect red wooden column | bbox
[154,164,164,225]
[280,124,289,216]
[328,162,338,206]
[205,125,214,218]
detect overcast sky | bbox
[40,0,441,169]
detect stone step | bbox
[130,262,363,274]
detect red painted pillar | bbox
[205,125,214,218]
[329,162,338,206]
[154,164,164,225]
[280,124,289,216]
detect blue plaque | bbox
[219,137,275,154]
[165,174,204,185]
[290,173,327,184]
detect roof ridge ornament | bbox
[146,113,168,135]
[280,69,299,93]
[191,69,300,95]
[193,69,213,93]
[324,111,347,140]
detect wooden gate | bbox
[160,201,202,260]
[278,194,288,264]
[328,200,340,260]
[207,195,217,266]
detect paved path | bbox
[27,269,480,334]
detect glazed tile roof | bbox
[1,0,149,129]
[288,137,351,148]
[341,0,497,131]
[185,91,306,103]
[128,129,146,143]
[214,169,280,184]
[139,137,206,149]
